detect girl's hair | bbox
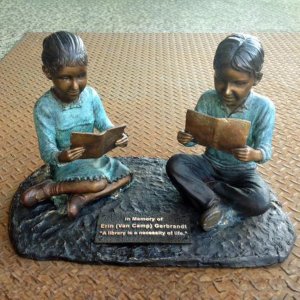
[42,31,88,75]
[213,33,264,80]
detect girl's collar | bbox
[50,88,83,110]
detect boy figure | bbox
[166,33,276,231]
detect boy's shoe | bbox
[200,203,222,231]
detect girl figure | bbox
[166,33,275,231]
[21,31,132,218]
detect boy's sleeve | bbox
[195,93,209,114]
[91,89,114,132]
[34,102,61,166]
[253,100,276,163]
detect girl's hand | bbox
[58,147,85,163]
[115,133,128,148]
[177,130,194,145]
[231,146,263,162]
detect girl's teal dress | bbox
[34,85,131,183]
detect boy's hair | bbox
[213,33,264,80]
[42,31,88,75]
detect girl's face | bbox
[214,67,257,110]
[44,65,87,103]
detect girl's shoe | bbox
[67,194,86,219]
[21,179,54,207]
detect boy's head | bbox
[213,33,264,82]
[42,31,88,76]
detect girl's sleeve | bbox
[34,102,61,166]
[253,100,276,163]
[92,89,114,132]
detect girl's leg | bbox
[21,178,108,207]
[21,174,132,218]
[68,175,132,218]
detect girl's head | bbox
[213,34,265,110]
[213,33,264,81]
[42,31,88,103]
[42,31,88,76]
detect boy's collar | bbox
[219,91,252,115]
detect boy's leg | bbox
[166,154,218,209]
[166,154,222,230]
[213,170,270,216]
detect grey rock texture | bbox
[9,157,295,267]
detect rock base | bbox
[9,157,296,267]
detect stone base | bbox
[9,157,296,267]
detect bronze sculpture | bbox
[166,33,276,231]
[21,31,132,218]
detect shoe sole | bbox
[201,210,222,232]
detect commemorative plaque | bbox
[95,213,191,244]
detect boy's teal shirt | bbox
[191,89,275,170]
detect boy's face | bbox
[43,65,87,103]
[214,67,257,110]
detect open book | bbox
[185,110,251,152]
[71,125,126,159]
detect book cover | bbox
[185,109,251,151]
[71,124,126,159]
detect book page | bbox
[214,118,251,151]
[185,110,216,147]
[71,125,126,159]
[185,109,250,151]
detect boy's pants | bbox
[166,154,271,216]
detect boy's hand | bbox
[231,146,263,162]
[58,147,85,163]
[177,130,194,145]
[115,133,128,148]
